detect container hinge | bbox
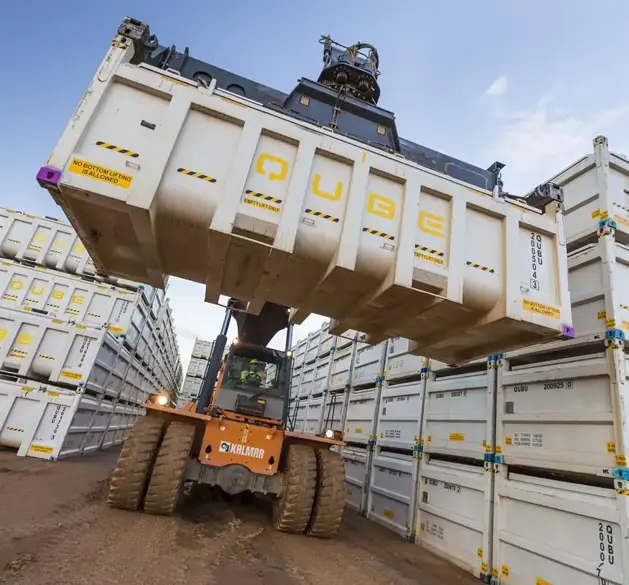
[598,218,617,238]
[605,328,625,348]
[367,438,377,450]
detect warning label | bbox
[522,298,560,319]
[243,198,280,213]
[60,370,83,380]
[68,158,133,189]
[29,445,54,454]
[414,252,445,266]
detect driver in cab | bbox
[240,359,263,387]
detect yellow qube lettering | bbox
[72,243,86,253]
[312,173,343,201]
[33,233,47,244]
[368,193,395,220]
[418,211,445,238]
[17,333,33,346]
[0,328,7,341]
[53,238,67,249]
[51,290,65,300]
[255,153,288,182]
[9,280,23,291]
[30,286,44,296]
[71,295,85,305]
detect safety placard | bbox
[68,158,133,189]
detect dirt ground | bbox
[0,448,477,585]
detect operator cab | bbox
[215,341,291,421]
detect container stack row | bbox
[0,207,182,460]
[289,137,629,585]
[176,337,214,409]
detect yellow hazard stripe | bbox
[466,261,495,273]
[96,141,139,158]
[304,208,340,223]
[362,227,395,241]
[245,190,282,205]
[415,245,444,257]
[177,168,217,183]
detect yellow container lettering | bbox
[0,328,7,341]
[368,193,395,220]
[32,233,47,244]
[72,243,86,253]
[30,286,45,296]
[9,280,24,291]
[418,211,445,238]
[255,153,288,182]
[71,295,85,305]
[16,333,33,346]
[51,290,65,300]
[53,238,67,248]
[312,173,343,201]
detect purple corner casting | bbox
[37,166,62,188]
[562,324,575,339]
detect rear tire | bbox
[307,448,346,538]
[107,416,165,511]
[144,421,195,515]
[273,444,317,533]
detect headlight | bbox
[286,350,293,357]
[156,395,168,406]
[325,429,334,439]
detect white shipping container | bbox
[289,369,301,398]
[299,364,314,398]
[192,337,213,359]
[567,240,629,339]
[550,135,629,246]
[345,388,377,444]
[305,330,321,364]
[186,356,208,378]
[352,343,385,388]
[312,356,330,394]
[0,379,142,460]
[290,400,307,433]
[385,337,425,381]
[329,346,353,391]
[304,397,322,435]
[293,338,308,368]
[492,473,622,585]
[40,21,572,365]
[0,258,141,331]
[416,457,493,580]
[422,364,494,460]
[377,379,425,451]
[496,352,619,477]
[0,309,167,405]
[343,446,368,511]
[368,451,415,536]
[0,207,96,277]
[318,325,335,357]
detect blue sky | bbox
[2,1,628,368]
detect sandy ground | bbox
[0,448,477,585]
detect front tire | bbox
[107,416,165,511]
[144,421,195,515]
[273,444,317,533]
[307,449,346,538]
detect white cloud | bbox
[484,75,508,97]
[166,278,327,380]
[484,94,629,194]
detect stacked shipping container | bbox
[288,135,629,585]
[176,337,213,409]
[0,208,182,460]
